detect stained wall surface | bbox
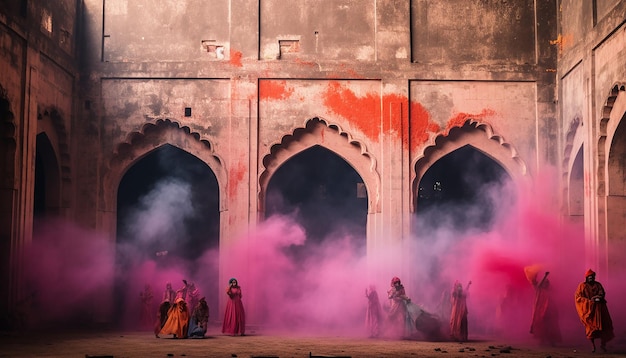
[1,0,625,329]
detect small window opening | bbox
[41,9,52,34]
[278,40,300,59]
[202,40,225,59]
[356,183,367,198]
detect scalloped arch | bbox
[258,117,380,214]
[39,106,71,184]
[0,85,17,183]
[562,116,582,176]
[105,118,227,213]
[562,116,583,210]
[411,118,528,212]
[596,83,626,196]
[112,119,217,160]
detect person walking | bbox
[574,269,614,352]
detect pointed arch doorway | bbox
[606,113,626,274]
[257,118,378,332]
[265,145,368,257]
[34,133,62,231]
[116,144,220,328]
[412,121,523,334]
[416,145,512,233]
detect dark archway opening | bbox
[607,114,626,274]
[569,147,584,217]
[34,133,61,234]
[116,144,219,328]
[414,145,513,327]
[263,145,368,328]
[416,145,512,233]
[0,91,16,330]
[266,145,368,257]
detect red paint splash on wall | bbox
[230,50,243,67]
[382,93,408,148]
[259,80,294,100]
[322,81,381,140]
[229,160,246,198]
[444,108,496,136]
[410,101,440,150]
[294,58,317,67]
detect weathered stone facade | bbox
[0,0,625,329]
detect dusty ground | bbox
[0,325,624,358]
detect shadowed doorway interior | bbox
[265,145,368,258]
[116,144,219,328]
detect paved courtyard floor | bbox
[0,326,624,358]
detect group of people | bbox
[365,269,614,353]
[365,276,448,340]
[153,280,208,339]
[144,269,614,352]
[150,277,246,339]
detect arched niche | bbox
[567,146,584,218]
[597,83,626,197]
[36,106,71,190]
[412,119,528,214]
[0,85,16,188]
[114,143,220,329]
[415,144,512,233]
[105,119,227,221]
[597,83,626,276]
[259,117,380,216]
[34,133,62,224]
[0,84,17,328]
[605,110,626,274]
[562,115,584,215]
[265,144,368,247]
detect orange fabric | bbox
[574,280,614,342]
[585,269,595,278]
[159,299,189,338]
[524,265,543,284]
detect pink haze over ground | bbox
[20,167,625,352]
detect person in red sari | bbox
[222,278,245,336]
[158,297,190,339]
[449,280,471,342]
[575,269,614,352]
[529,271,561,345]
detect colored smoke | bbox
[20,167,626,350]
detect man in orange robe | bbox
[574,269,614,352]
